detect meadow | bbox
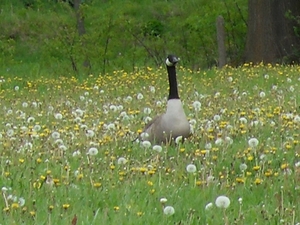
[1,63,300,224]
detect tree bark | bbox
[216,15,226,68]
[74,0,91,70]
[245,0,300,64]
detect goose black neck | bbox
[167,65,180,100]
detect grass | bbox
[1,63,300,224]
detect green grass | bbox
[1,64,300,224]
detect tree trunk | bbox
[74,0,91,70]
[245,0,300,64]
[216,15,226,68]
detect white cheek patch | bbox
[166,58,173,66]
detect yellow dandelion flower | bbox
[246,172,252,176]
[53,179,60,185]
[33,181,42,189]
[4,172,10,177]
[253,166,260,171]
[139,167,147,173]
[3,207,9,212]
[93,182,102,188]
[147,181,153,186]
[281,163,288,170]
[285,144,292,149]
[236,177,245,183]
[11,203,19,209]
[110,165,116,170]
[119,171,126,176]
[19,158,25,163]
[254,178,262,185]
[180,148,185,153]
[29,211,36,216]
[62,204,70,209]
[150,189,155,194]
[137,211,143,216]
[247,155,254,161]
[148,170,155,175]
[114,206,120,211]
[49,205,54,211]
[264,170,273,177]
[36,158,42,163]
[196,180,204,186]
[46,170,51,175]
[77,173,84,179]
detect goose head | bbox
[166,55,180,67]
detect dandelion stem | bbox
[2,191,9,208]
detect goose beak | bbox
[173,56,180,64]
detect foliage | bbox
[0,0,247,76]
[0,64,300,224]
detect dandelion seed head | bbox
[259,91,266,98]
[192,101,201,111]
[160,198,168,203]
[54,113,63,120]
[163,206,175,216]
[142,140,151,148]
[153,145,162,153]
[175,136,183,144]
[205,202,213,210]
[215,195,230,209]
[88,147,98,156]
[186,164,197,173]
[240,163,247,171]
[137,93,144,100]
[248,137,259,148]
[117,157,127,165]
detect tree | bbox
[245,0,300,64]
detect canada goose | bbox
[140,54,190,144]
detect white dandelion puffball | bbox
[186,164,197,173]
[156,101,162,107]
[175,136,183,144]
[192,101,201,111]
[149,86,155,93]
[143,107,152,115]
[14,86,19,91]
[117,157,127,165]
[142,140,151,149]
[160,198,168,203]
[22,102,28,108]
[54,113,63,120]
[163,206,175,216]
[18,197,26,207]
[27,116,35,123]
[239,163,247,171]
[213,114,221,121]
[107,123,116,130]
[137,93,144,100]
[86,130,95,138]
[51,131,60,139]
[153,145,162,153]
[88,147,98,156]
[248,137,259,148]
[72,150,81,157]
[215,195,230,209]
[109,105,117,112]
[205,202,213,210]
[33,124,41,132]
[259,91,266,98]
[140,132,149,139]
